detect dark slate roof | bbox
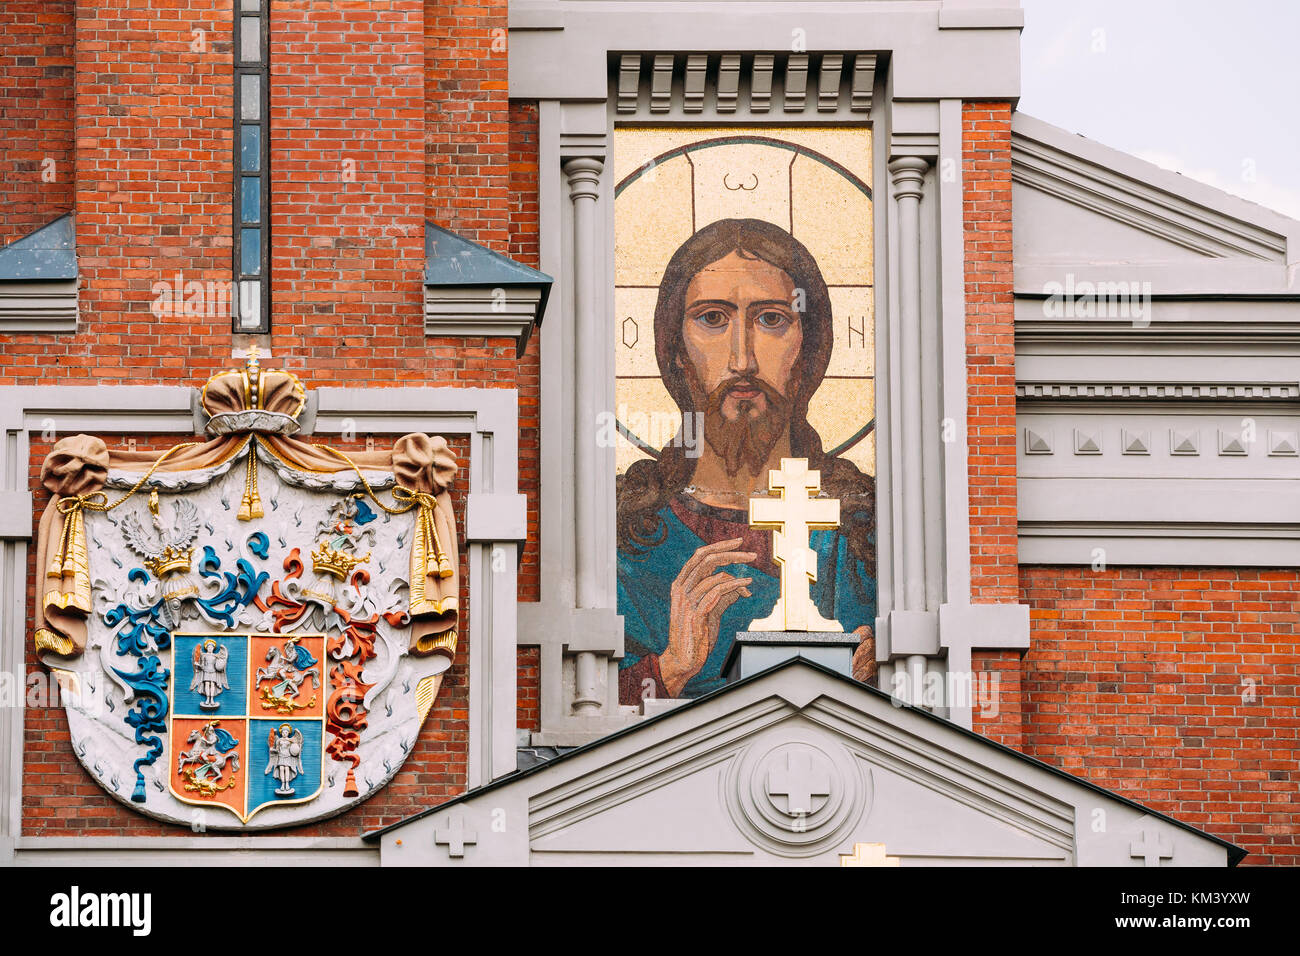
[363,656,1248,865]
[424,221,553,323]
[0,213,77,281]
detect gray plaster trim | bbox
[12,837,378,867]
[1019,527,1300,568]
[0,384,520,855]
[1014,297,1300,347]
[424,285,542,355]
[507,1,1021,102]
[1014,263,1294,298]
[0,280,78,333]
[1017,382,1300,401]
[610,50,878,121]
[938,6,1024,29]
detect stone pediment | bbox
[1011,113,1299,296]
[366,660,1242,866]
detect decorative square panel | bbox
[1268,430,1299,457]
[1121,429,1150,456]
[1073,428,1102,455]
[1218,428,1248,456]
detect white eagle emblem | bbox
[121,489,201,564]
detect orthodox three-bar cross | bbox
[747,457,843,632]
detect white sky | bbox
[1018,0,1300,220]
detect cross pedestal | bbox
[723,631,859,682]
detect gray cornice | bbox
[1017,382,1300,401]
[612,50,877,119]
[0,280,78,333]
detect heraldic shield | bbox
[169,633,326,823]
[32,354,462,830]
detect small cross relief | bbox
[1129,826,1173,867]
[434,814,478,858]
[766,749,832,816]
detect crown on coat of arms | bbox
[144,544,194,579]
[311,543,370,581]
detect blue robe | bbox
[617,498,876,698]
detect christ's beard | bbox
[702,377,792,478]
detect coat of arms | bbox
[31,351,462,829]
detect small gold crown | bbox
[145,545,194,578]
[311,543,370,581]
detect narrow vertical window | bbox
[234,0,269,332]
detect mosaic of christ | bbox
[614,129,878,702]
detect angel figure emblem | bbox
[266,723,304,796]
[255,637,321,713]
[176,720,241,795]
[190,639,229,710]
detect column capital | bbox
[888,156,930,199]
[564,156,604,200]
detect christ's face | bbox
[679,251,803,420]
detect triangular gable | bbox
[1011,113,1298,295]
[366,659,1243,867]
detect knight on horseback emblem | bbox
[255,636,321,714]
[176,720,241,795]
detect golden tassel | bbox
[420,500,453,579]
[238,439,263,521]
[47,496,93,614]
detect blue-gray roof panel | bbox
[0,213,77,281]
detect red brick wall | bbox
[963,102,1024,749]
[13,1,523,838]
[962,101,1017,605]
[424,0,509,251]
[1018,567,1300,866]
[0,0,75,245]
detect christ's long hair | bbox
[616,218,875,567]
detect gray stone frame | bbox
[0,384,524,863]
[511,0,1032,741]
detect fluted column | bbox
[564,156,605,610]
[889,157,930,614]
[889,156,931,706]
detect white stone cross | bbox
[766,750,832,815]
[1129,826,1173,867]
[748,458,842,632]
[434,814,478,858]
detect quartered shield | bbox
[169,633,326,823]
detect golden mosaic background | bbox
[614,126,875,477]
